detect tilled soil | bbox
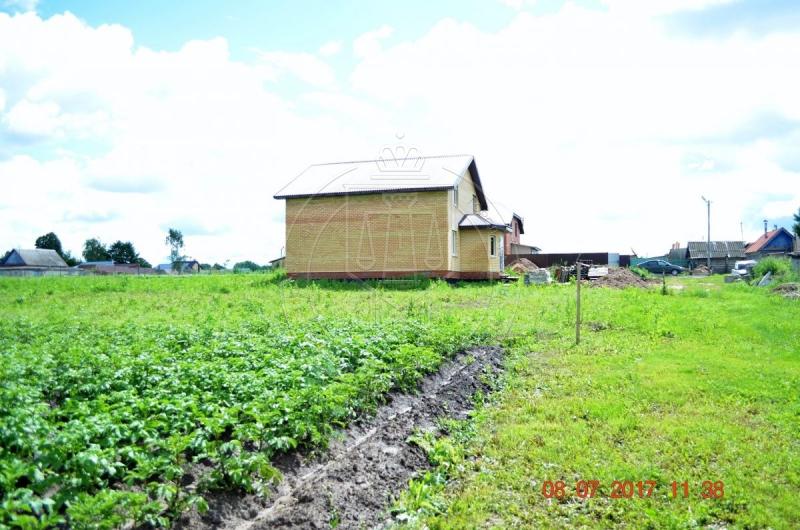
[178,346,504,530]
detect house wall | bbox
[3,251,25,266]
[459,229,503,273]
[688,257,737,274]
[505,217,521,255]
[448,169,481,271]
[764,231,794,252]
[285,191,449,277]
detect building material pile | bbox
[588,266,609,278]
[590,268,657,289]
[508,258,538,275]
[524,269,551,284]
[692,265,710,275]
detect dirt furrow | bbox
[180,346,503,530]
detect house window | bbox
[451,230,458,256]
[453,185,459,206]
[472,195,479,213]
[489,235,497,257]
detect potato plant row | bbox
[0,314,489,528]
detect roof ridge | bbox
[310,154,473,167]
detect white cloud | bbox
[259,50,337,88]
[0,12,367,264]
[1,5,798,264]
[3,99,60,136]
[353,25,394,59]
[348,8,800,253]
[319,40,342,57]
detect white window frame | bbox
[489,235,497,257]
[451,230,458,256]
[453,185,459,206]
[473,195,479,213]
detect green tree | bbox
[233,260,263,272]
[165,228,186,272]
[35,232,64,256]
[793,207,800,239]
[108,241,140,264]
[83,238,112,262]
[212,263,226,271]
[35,232,78,265]
[200,263,212,271]
[136,257,152,268]
[61,251,80,267]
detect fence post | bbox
[576,261,581,345]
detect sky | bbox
[1,0,799,265]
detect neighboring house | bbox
[745,227,796,257]
[0,249,75,277]
[1,248,67,268]
[274,154,508,280]
[269,256,285,269]
[503,213,541,255]
[156,260,200,274]
[686,241,746,273]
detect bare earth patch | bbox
[177,346,504,530]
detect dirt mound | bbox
[590,267,657,289]
[508,258,538,274]
[178,346,504,530]
[692,265,711,275]
[773,283,800,299]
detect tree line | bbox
[1,229,273,272]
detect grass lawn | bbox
[0,273,797,528]
[413,277,800,529]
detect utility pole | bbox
[701,196,711,272]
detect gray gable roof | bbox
[687,241,746,260]
[274,154,489,210]
[458,214,508,230]
[3,249,68,267]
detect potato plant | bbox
[0,285,490,529]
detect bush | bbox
[753,257,791,278]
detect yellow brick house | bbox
[274,154,508,280]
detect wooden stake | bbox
[576,261,581,345]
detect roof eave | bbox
[466,157,489,211]
[274,186,454,201]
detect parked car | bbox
[731,260,757,276]
[637,259,686,275]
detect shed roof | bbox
[274,154,488,210]
[458,214,508,231]
[2,249,68,268]
[745,227,794,253]
[687,241,746,260]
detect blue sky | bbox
[1,0,798,264]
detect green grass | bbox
[0,273,797,528]
[408,278,800,529]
